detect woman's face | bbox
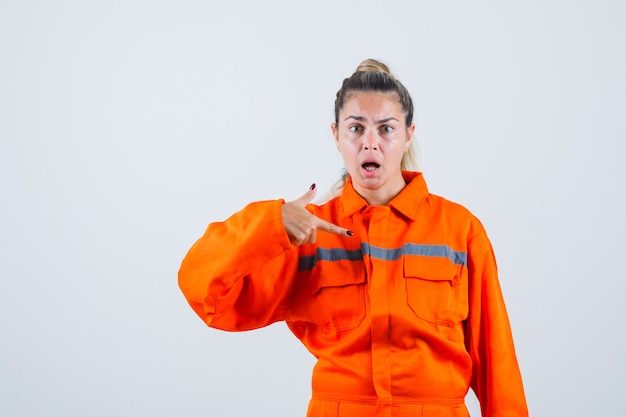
[332,91,415,205]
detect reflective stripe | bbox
[362,243,467,266]
[298,248,363,272]
[298,243,466,271]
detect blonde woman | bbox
[179,59,528,417]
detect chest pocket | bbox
[403,256,468,327]
[289,262,367,332]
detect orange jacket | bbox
[179,172,528,417]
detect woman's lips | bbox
[361,162,380,177]
[362,162,379,171]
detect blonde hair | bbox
[328,59,419,198]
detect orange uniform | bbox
[178,172,528,417]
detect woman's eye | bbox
[380,125,393,133]
[349,125,363,133]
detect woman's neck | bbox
[354,177,407,206]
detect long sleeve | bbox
[465,227,529,417]
[178,199,299,331]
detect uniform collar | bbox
[339,171,429,220]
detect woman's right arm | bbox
[178,186,351,331]
[178,199,297,331]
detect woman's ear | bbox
[405,123,416,150]
[331,123,340,151]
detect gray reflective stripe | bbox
[298,243,466,271]
[298,248,363,271]
[362,243,467,266]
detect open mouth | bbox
[362,162,380,172]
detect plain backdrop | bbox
[1,1,625,416]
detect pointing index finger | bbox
[314,217,354,237]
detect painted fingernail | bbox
[310,183,316,190]
[346,230,354,236]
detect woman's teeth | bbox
[362,162,380,172]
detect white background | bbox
[1,1,625,416]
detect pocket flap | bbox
[314,263,366,293]
[403,255,460,282]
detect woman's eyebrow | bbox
[343,115,399,123]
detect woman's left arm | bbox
[465,226,529,417]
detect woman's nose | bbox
[363,131,378,150]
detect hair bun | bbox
[356,59,392,75]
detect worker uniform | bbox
[178,172,528,417]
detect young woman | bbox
[178,59,528,417]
